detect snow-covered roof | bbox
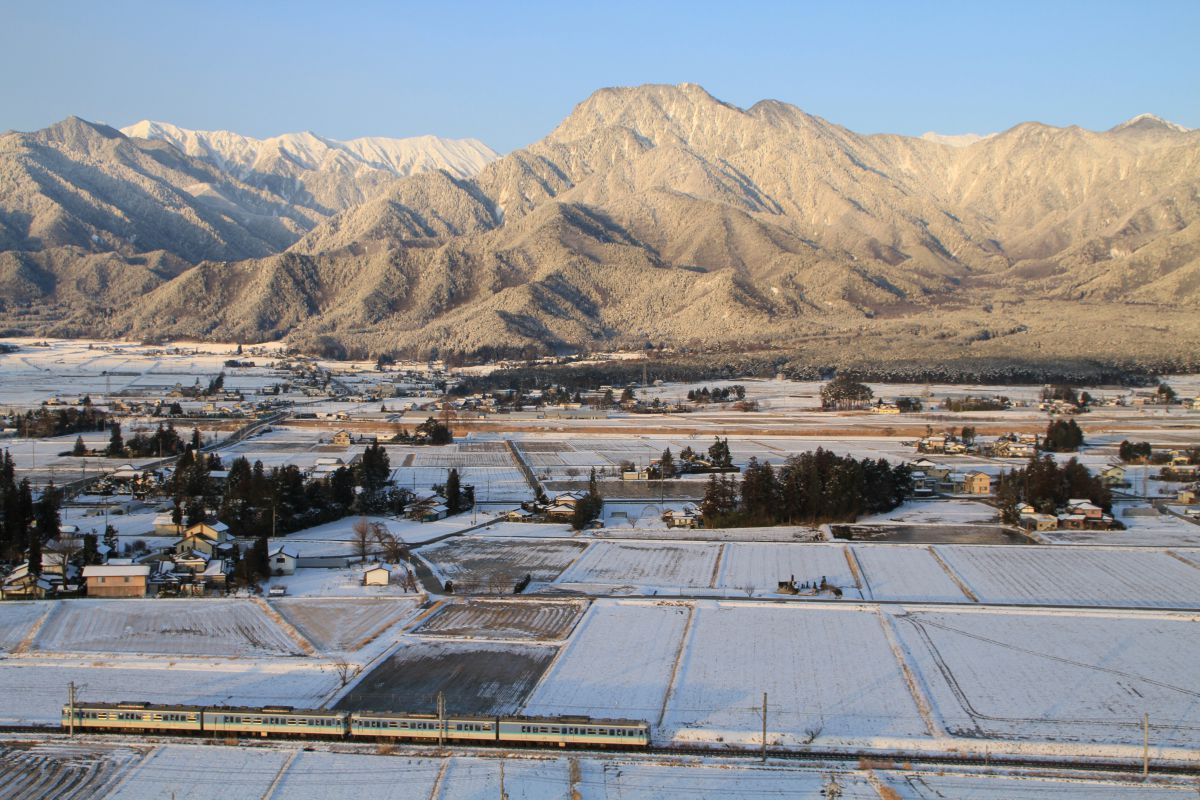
[268,545,297,558]
[83,564,151,578]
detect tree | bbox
[820,375,873,410]
[103,524,118,555]
[72,436,86,457]
[960,426,977,446]
[571,469,604,530]
[1156,382,1177,404]
[1043,419,1084,452]
[445,468,462,515]
[34,482,61,545]
[659,448,676,479]
[1118,440,1152,463]
[352,517,374,562]
[707,437,733,469]
[106,422,125,457]
[81,533,101,565]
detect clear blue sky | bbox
[2,0,1197,152]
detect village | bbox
[1,339,1200,796]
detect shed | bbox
[363,563,390,586]
[268,545,298,576]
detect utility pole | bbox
[499,760,508,800]
[437,691,446,747]
[761,692,768,764]
[68,681,75,736]
[1142,712,1150,777]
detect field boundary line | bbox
[261,747,300,800]
[252,597,315,656]
[708,543,726,589]
[427,757,450,800]
[656,602,696,731]
[518,604,592,710]
[926,547,979,602]
[844,545,870,599]
[13,600,58,655]
[1166,550,1200,570]
[875,608,942,739]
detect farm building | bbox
[83,564,150,598]
[363,563,391,586]
[267,545,298,576]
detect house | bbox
[871,403,900,414]
[1169,451,1192,467]
[83,564,150,598]
[267,545,297,576]
[1020,513,1059,532]
[174,521,234,558]
[363,563,390,586]
[910,471,934,497]
[409,494,449,522]
[545,503,577,522]
[1,564,54,599]
[1100,464,1127,487]
[1179,488,1198,505]
[662,508,698,529]
[962,472,991,495]
[331,430,353,447]
[1066,499,1104,520]
[153,512,184,536]
[503,508,535,522]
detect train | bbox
[61,702,651,748]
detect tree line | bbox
[699,450,912,527]
[994,454,1112,523]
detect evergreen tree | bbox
[659,448,676,479]
[33,482,61,545]
[106,422,125,457]
[72,436,86,456]
[445,468,462,515]
[103,524,118,555]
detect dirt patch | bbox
[0,742,146,800]
[272,597,422,652]
[415,600,585,641]
[335,639,557,716]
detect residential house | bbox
[408,494,449,522]
[662,507,699,529]
[1,564,54,599]
[1019,513,1058,532]
[1179,488,1198,505]
[545,503,577,522]
[83,564,150,598]
[962,472,992,495]
[332,430,353,447]
[174,521,234,559]
[1100,464,1127,487]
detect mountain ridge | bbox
[3,86,1199,365]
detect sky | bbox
[1,0,1197,152]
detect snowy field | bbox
[859,499,1000,525]
[419,537,587,592]
[555,541,721,592]
[933,545,1200,608]
[271,597,423,652]
[264,566,421,598]
[415,599,585,641]
[0,659,338,724]
[893,606,1200,748]
[33,599,302,657]
[664,602,930,747]
[522,600,691,727]
[716,542,862,598]
[4,739,1196,800]
[851,545,972,602]
[0,602,51,652]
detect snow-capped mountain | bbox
[121,120,500,212]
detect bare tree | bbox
[352,517,373,562]
[374,528,410,563]
[332,657,357,688]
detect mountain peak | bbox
[1109,113,1189,134]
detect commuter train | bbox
[61,702,650,748]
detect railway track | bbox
[1,724,1195,777]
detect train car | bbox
[349,711,498,742]
[496,716,650,748]
[62,702,204,734]
[202,705,348,738]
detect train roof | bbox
[499,715,648,727]
[67,702,207,712]
[203,705,344,716]
[349,710,496,722]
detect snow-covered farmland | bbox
[0,602,50,652]
[33,599,302,657]
[269,751,445,800]
[105,744,291,800]
[419,537,587,592]
[859,498,1000,525]
[852,545,972,602]
[0,741,146,800]
[0,659,338,724]
[716,542,862,598]
[555,541,721,592]
[933,546,1200,608]
[893,607,1200,747]
[416,599,585,641]
[663,602,930,746]
[271,597,422,652]
[522,600,690,725]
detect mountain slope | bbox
[10,87,1200,362]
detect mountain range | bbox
[2,84,1198,367]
